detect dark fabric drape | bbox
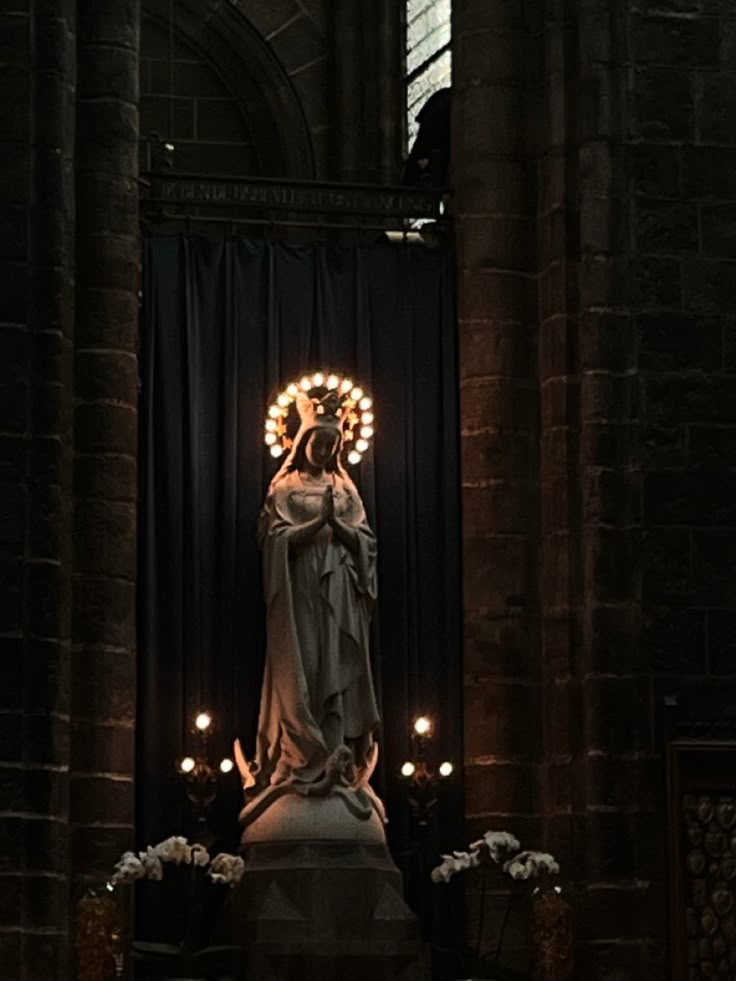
[138,234,462,926]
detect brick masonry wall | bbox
[140,17,259,177]
[632,2,736,698]
[0,1,76,977]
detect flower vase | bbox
[530,885,573,981]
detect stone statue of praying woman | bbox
[239,389,382,825]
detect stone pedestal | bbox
[232,793,422,980]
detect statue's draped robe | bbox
[256,469,380,789]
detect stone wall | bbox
[0,1,76,976]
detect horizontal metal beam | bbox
[139,172,449,219]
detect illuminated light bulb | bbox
[401,761,416,778]
[265,432,277,446]
[356,439,369,453]
[413,715,432,737]
[219,758,234,774]
[439,761,454,778]
[277,393,290,408]
[180,756,195,773]
[195,712,212,731]
[270,444,284,458]
[268,405,280,419]
[359,397,372,411]
[350,387,363,401]
[347,450,362,465]
[106,881,115,892]
[327,374,339,389]
[360,426,374,439]
[340,378,353,394]
[361,411,374,425]
[265,419,278,432]
[287,383,299,397]
[313,372,324,387]
[300,376,312,391]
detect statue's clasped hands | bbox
[320,486,335,526]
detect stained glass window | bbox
[405,0,451,149]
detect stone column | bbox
[71,0,140,895]
[0,0,76,976]
[453,0,542,962]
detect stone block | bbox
[631,14,719,67]
[637,312,721,371]
[635,198,698,255]
[583,675,650,754]
[76,231,139,292]
[463,482,527,538]
[460,377,534,432]
[0,875,20,927]
[459,84,527,159]
[464,761,534,815]
[581,372,640,424]
[460,429,533,484]
[582,421,640,469]
[0,638,22,711]
[149,58,224,98]
[701,203,736,258]
[643,609,706,673]
[73,499,136,579]
[28,482,66,561]
[583,467,642,526]
[683,146,736,200]
[696,72,736,144]
[71,721,134,775]
[70,774,133,826]
[76,287,138,351]
[71,825,133,878]
[588,604,643,675]
[538,262,567,324]
[75,403,137,456]
[689,425,736,469]
[683,259,736,314]
[0,932,20,981]
[23,875,65,929]
[0,555,22,633]
[460,320,532,382]
[642,528,691,601]
[631,143,681,198]
[78,5,138,50]
[0,203,27,262]
[464,612,528,680]
[544,676,577,760]
[75,451,136,503]
[24,817,68,873]
[462,536,527,613]
[645,471,736,526]
[645,375,736,425]
[630,239,683,305]
[139,93,195,140]
[71,647,135,722]
[78,43,138,103]
[76,349,137,406]
[634,67,693,141]
[24,716,69,770]
[24,638,70,716]
[463,680,534,761]
[580,312,636,373]
[458,213,535,273]
[692,530,736,606]
[76,102,138,179]
[707,610,736,674]
[172,139,259,175]
[0,481,25,546]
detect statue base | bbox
[232,793,422,980]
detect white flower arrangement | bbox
[110,835,244,889]
[430,830,558,886]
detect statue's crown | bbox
[295,390,343,431]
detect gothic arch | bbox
[142,0,315,178]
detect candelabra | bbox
[176,712,235,834]
[399,715,454,827]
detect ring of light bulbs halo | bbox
[264,372,374,467]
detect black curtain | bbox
[138,234,462,935]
